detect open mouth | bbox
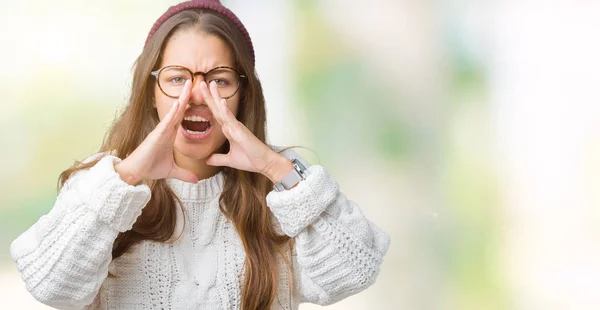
[181,115,212,135]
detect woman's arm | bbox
[266,148,390,305]
[9,154,151,309]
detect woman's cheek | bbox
[155,101,170,121]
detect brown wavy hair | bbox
[58,9,291,310]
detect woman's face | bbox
[154,29,240,161]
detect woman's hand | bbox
[200,81,293,183]
[114,80,199,185]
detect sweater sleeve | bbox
[266,148,390,305]
[9,154,151,309]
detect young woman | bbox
[10,1,390,309]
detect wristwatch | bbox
[273,158,309,192]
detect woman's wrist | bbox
[114,161,144,186]
[262,153,294,184]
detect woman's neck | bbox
[173,151,222,182]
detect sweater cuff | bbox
[68,155,151,232]
[266,165,339,237]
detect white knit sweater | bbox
[10,148,390,309]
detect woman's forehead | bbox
[161,30,234,70]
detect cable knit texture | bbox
[10,147,390,309]
[266,165,338,237]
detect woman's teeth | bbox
[186,128,209,134]
[184,115,209,122]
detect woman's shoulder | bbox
[80,150,118,165]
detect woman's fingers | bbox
[209,81,224,115]
[209,81,237,124]
[219,98,236,122]
[121,80,196,183]
[156,100,180,133]
[199,81,224,125]
[171,80,193,129]
[155,80,192,134]
[199,80,243,143]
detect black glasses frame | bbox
[151,65,246,99]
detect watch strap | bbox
[273,158,308,191]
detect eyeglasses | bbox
[151,65,246,99]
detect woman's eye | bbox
[211,79,227,86]
[168,76,187,84]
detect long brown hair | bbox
[58,10,290,310]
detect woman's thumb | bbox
[206,153,229,167]
[168,165,198,183]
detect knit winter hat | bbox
[145,0,255,65]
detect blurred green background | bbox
[2,1,600,309]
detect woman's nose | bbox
[188,80,206,106]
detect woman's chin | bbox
[174,143,213,160]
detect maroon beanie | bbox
[145,0,255,65]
